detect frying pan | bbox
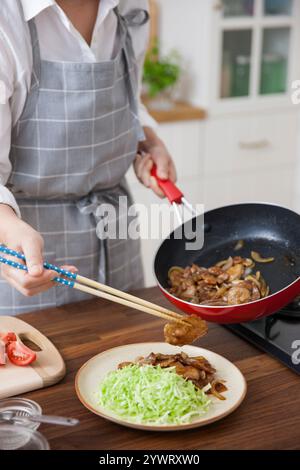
[152,168,300,324]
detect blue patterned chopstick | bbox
[0,247,189,324]
[0,245,76,288]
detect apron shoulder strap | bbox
[27,19,42,89]
[123,9,150,27]
[113,7,149,27]
[113,6,146,143]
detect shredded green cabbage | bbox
[97,365,211,425]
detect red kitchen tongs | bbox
[151,165,198,223]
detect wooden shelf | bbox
[144,100,207,124]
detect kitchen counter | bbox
[20,287,300,450]
[144,100,207,123]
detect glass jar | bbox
[0,425,49,450]
[232,55,251,97]
[260,53,286,94]
[0,397,42,432]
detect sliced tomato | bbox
[0,340,6,365]
[7,340,36,366]
[0,332,17,349]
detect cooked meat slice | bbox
[117,352,227,400]
[153,353,173,361]
[182,366,201,381]
[179,352,188,360]
[137,352,157,365]
[207,266,224,276]
[180,284,197,299]
[251,285,261,301]
[164,315,208,347]
[184,357,216,374]
[118,361,134,369]
[216,272,230,283]
[233,280,253,290]
[171,361,188,376]
[202,273,218,285]
[227,285,252,305]
[214,381,227,393]
[158,358,179,368]
[168,255,270,307]
[210,380,227,400]
[226,263,244,281]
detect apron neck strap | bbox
[27,20,42,89]
[113,7,149,27]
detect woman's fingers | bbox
[60,265,78,274]
[135,154,164,196]
[168,159,177,183]
[0,247,79,297]
[0,217,62,297]
[149,176,165,198]
[139,157,153,188]
[1,264,56,290]
[22,235,44,276]
[1,262,79,297]
[1,237,55,293]
[26,283,56,297]
[3,275,54,298]
[134,153,143,179]
[135,153,152,186]
[154,152,169,180]
[135,145,177,198]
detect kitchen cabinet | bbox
[203,0,300,211]
[203,110,298,209]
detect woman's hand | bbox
[134,127,177,198]
[0,205,77,297]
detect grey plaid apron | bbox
[0,7,147,315]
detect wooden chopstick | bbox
[76,274,186,322]
[73,282,189,326]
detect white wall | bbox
[156,0,211,106]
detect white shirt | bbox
[0,0,157,217]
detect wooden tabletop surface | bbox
[20,287,300,450]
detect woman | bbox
[0,0,176,315]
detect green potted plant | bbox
[143,41,181,109]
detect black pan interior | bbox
[154,203,300,296]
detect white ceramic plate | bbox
[75,342,247,431]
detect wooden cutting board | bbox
[0,316,66,399]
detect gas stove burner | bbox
[265,298,300,340]
[224,296,300,375]
[276,309,300,319]
[275,296,300,319]
[265,316,280,341]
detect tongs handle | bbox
[151,165,183,204]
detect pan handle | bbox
[150,165,183,204]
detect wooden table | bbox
[20,287,300,450]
